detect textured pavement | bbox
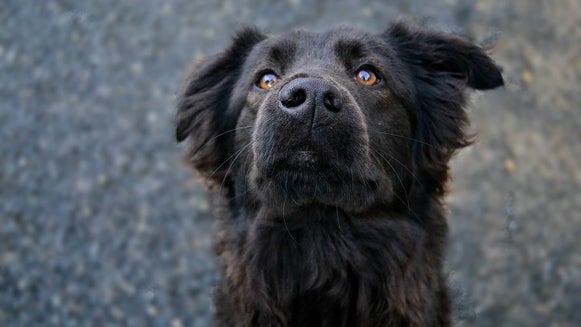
[1,1,579,326]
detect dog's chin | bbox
[250,153,389,213]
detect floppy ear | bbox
[176,27,266,180]
[384,21,504,194]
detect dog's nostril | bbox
[280,89,307,108]
[323,92,342,112]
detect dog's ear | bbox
[176,27,266,180]
[383,21,503,194]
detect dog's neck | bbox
[216,195,446,326]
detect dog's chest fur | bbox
[213,204,446,327]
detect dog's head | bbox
[176,22,503,213]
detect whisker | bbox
[392,192,414,214]
[371,150,412,213]
[375,149,423,187]
[283,196,299,245]
[238,152,255,195]
[376,131,435,148]
[336,205,342,232]
[193,125,254,153]
[219,142,254,192]
[209,141,253,179]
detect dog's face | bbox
[177,22,503,213]
[237,28,416,211]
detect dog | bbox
[176,20,503,326]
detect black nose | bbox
[278,78,342,116]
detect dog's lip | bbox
[261,149,325,175]
[280,150,320,169]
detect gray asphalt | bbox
[1,1,579,326]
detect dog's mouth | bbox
[261,144,345,178]
[259,144,370,184]
[249,135,388,212]
[279,150,321,170]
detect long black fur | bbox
[176,20,503,326]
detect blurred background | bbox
[1,0,579,326]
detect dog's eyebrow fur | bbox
[269,40,297,70]
[334,39,365,67]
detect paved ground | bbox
[1,1,579,326]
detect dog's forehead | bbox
[253,27,385,64]
[277,27,375,46]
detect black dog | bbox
[176,20,503,326]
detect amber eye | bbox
[355,68,379,86]
[257,72,279,90]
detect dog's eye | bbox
[257,72,279,90]
[355,68,379,86]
